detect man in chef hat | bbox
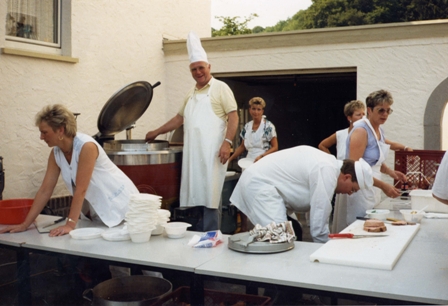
[229,145,374,243]
[146,31,238,231]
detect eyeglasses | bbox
[374,107,393,115]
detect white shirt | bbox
[336,128,348,160]
[433,151,448,200]
[54,133,139,227]
[230,145,341,243]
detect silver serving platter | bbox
[228,232,295,254]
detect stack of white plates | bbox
[152,209,171,235]
[125,193,162,243]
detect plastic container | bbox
[0,198,33,224]
[130,230,152,243]
[400,209,425,223]
[150,286,271,306]
[394,149,445,189]
[366,209,390,220]
[151,223,164,236]
[161,222,191,238]
[390,198,411,211]
[410,189,448,213]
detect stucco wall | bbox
[0,0,210,199]
[163,21,448,184]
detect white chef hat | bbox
[355,158,373,189]
[187,31,208,64]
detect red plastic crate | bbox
[394,149,445,189]
[151,286,271,306]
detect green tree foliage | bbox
[293,0,448,30]
[265,10,308,32]
[212,14,258,36]
[264,0,448,32]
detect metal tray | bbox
[228,232,295,254]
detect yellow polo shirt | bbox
[178,78,237,121]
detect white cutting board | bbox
[310,220,420,270]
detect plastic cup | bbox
[130,230,152,243]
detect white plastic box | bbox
[410,189,448,213]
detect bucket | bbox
[82,275,172,306]
[0,198,33,224]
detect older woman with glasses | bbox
[228,97,278,164]
[343,90,411,226]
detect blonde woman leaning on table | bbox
[0,104,139,237]
[228,97,278,164]
[344,90,411,229]
[318,100,365,233]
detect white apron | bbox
[180,81,227,209]
[336,128,349,160]
[346,118,390,224]
[245,120,266,160]
[331,128,350,233]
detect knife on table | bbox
[328,233,388,239]
[42,217,66,228]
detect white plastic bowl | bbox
[151,223,164,236]
[130,230,152,243]
[238,158,254,171]
[400,209,425,223]
[366,209,390,220]
[157,209,171,218]
[161,222,191,238]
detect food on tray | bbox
[249,221,296,243]
[391,220,408,226]
[363,219,387,232]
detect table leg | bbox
[246,283,258,295]
[17,249,31,305]
[190,274,204,306]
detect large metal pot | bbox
[95,81,183,209]
[104,140,182,207]
[82,275,172,306]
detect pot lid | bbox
[97,81,160,136]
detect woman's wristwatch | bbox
[224,138,233,147]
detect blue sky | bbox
[211,0,312,29]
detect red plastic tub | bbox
[0,198,33,224]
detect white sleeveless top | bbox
[54,133,139,227]
[336,128,349,160]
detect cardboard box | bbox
[410,189,448,213]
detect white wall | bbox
[0,0,210,199]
